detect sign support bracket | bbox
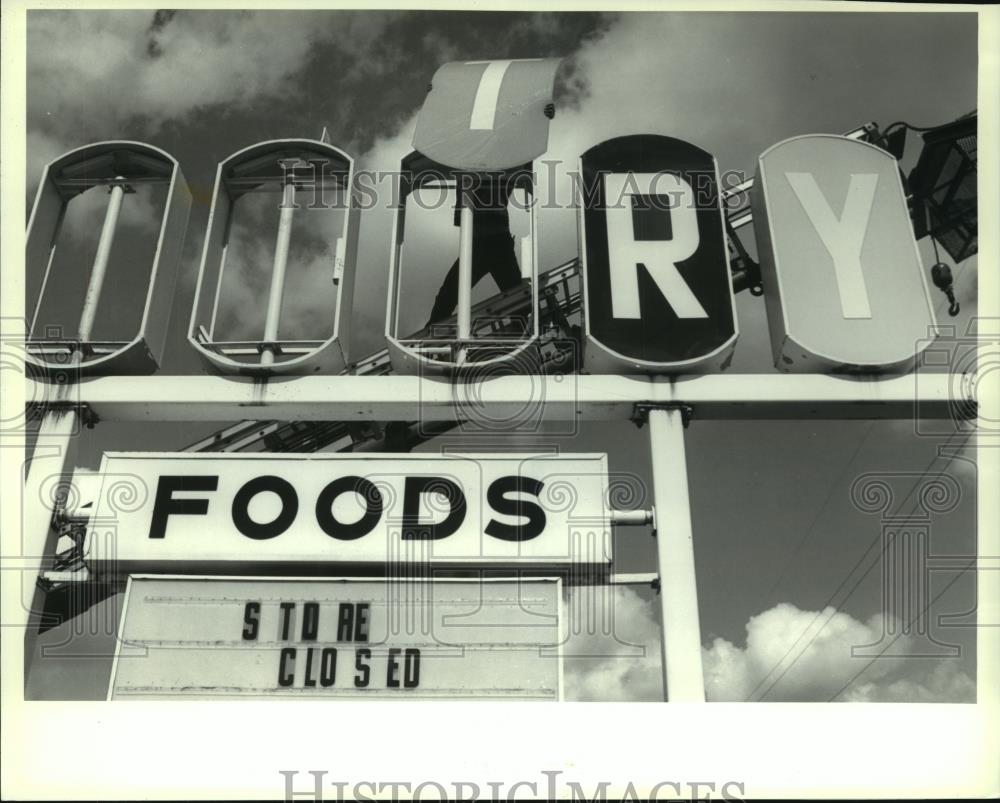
[21,404,79,686]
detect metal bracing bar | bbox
[182,421,266,452]
[722,177,755,200]
[52,176,171,190]
[610,509,654,526]
[457,202,474,365]
[609,573,659,585]
[33,373,970,423]
[648,406,705,702]
[261,180,296,367]
[845,123,875,140]
[29,203,67,337]
[40,569,90,584]
[730,211,753,230]
[208,240,230,340]
[78,177,126,344]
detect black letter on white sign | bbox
[242,601,260,641]
[485,476,546,541]
[315,476,383,540]
[148,475,218,539]
[231,475,299,540]
[401,477,467,540]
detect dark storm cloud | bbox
[145,9,177,57]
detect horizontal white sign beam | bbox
[27,373,969,422]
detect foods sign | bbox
[110,577,562,700]
[84,452,612,572]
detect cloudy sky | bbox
[24,8,980,702]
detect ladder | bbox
[182,257,586,454]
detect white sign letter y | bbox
[785,172,878,319]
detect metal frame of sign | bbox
[752,134,939,374]
[107,574,565,701]
[187,139,361,376]
[578,135,739,374]
[17,123,983,706]
[25,140,192,375]
[384,150,541,375]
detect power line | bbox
[745,246,977,701]
[826,555,975,701]
[754,234,973,613]
[749,428,973,702]
[759,419,876,605]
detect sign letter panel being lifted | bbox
[752,135,938,373]
[579,135,738,373]
[413,59,562,170]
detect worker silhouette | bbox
[425,178,523,330]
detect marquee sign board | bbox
[413,58,563,170]
[752,134,938,373]
[83,452,612,573]
[579,135,738,374]
[109,576,562,700]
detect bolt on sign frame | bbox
[25,141,191,375]
[384,150,541,375]
[187,139,360,375]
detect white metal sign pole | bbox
[648,405,706,702]
[456,199,474,365]
[21,177,126,681]
[262,179,296,367]
[78,177,126,343]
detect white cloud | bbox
[24,13,306,247]
[25,10,396,202]
[344,114,421,354]
[55,181,164,246]
[565,595,975,703]
[26,129,70,196]
[210,202,343,343]
[563,585,663,702]
[843,658,975,703]
[703,602,975,703]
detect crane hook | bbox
[930,262,960,317]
